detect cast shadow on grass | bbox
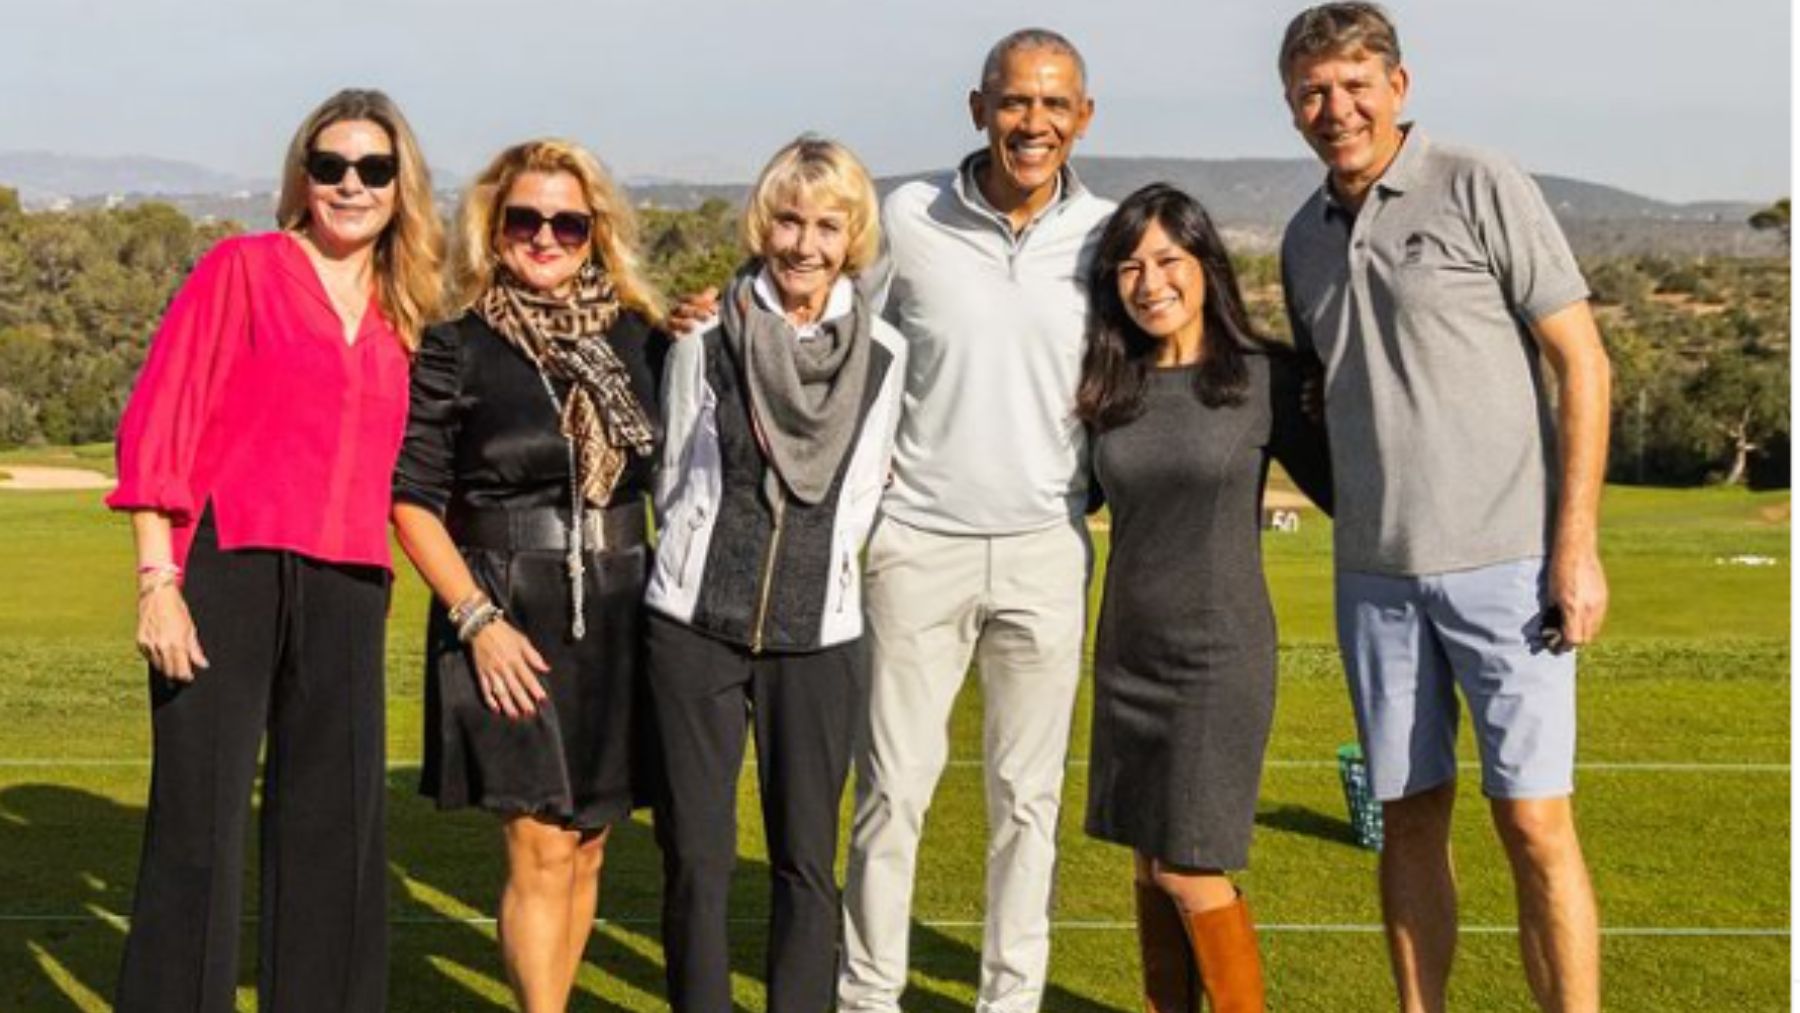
[1255,803,1361,849]
[900,938,1121,1013]
[0,781,532,1012]
[0,784,139,1012]
[385,766,667,1011]
[0,780,639,1012]
[2,778,1118,1012]
[387,768,1120,1012]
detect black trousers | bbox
[646,614,869,1013]
[115,516,390,1013]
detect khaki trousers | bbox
[840,515,1090,1013]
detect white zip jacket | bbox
[646,298,907,651]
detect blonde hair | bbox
[447,138,664,324]
[742,136,882,277]
[276,88,444,351]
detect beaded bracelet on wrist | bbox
[456,602,504,643]
[137,571,181,600]
[448,589,491,629]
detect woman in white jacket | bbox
[643,135,906,1013]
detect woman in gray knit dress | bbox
[1076,183,1331,1013]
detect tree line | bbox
[0,186,1786,487]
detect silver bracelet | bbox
[448,589,491,628]
[456,602,504,643]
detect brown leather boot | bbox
[1182,891,1266,1013]
[1135,881,1196,1012]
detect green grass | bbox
[0,480,1788,1011]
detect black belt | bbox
[447,501,647,553]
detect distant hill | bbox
[630,157,1764,221]
[2,151,1781,258]
[0,151,266,205]
[620,156,1779,257]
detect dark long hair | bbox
[1076,183,1273,430]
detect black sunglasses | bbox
[305,151,399,189]
[501,206,594,248]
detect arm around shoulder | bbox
[1267,348,1334,515]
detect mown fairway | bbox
[0,457,1788,1011]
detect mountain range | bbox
[1,150,1780,258]
[0,151,266,204]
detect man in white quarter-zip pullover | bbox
[838,28,1115,1013]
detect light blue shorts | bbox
[1336,558,1577,802]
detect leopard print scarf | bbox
[475,263,655,506]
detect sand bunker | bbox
[0,465,117,491]
[1262,489,1312,511]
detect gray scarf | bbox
[720,263,872,506]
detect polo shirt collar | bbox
[1317,123,1427,220]
[953,149,1085,230]
[1375,123,1428,196]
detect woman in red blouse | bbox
[106,88,443,1013]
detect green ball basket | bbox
[1336,743,1384,851]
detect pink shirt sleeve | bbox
[107,240,249,522]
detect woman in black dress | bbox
[1076,184,1331,1013]
[392,138,666,1012]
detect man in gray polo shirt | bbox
[1278,5,1610,1012]
[838,28,1114,1013]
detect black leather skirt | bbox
[419,502,659,830]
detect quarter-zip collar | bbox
[952,149,1085,244]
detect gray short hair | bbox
[1278,3,1402,85]
[980,28,1088,93]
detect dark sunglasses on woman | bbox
[501,206,594,248]
[305,151,400,189]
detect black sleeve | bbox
[1083,426,1107,516]
[645,324,673,413]
[392,320,464,516]
[1281,255,1324,369]
[1267,349,1333,516]
[641,323,673,491]
[605,310,670,418]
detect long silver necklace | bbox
[532,365,588,640]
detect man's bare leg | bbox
[1380,782,1458,1013]
[1491,796,1599,1012]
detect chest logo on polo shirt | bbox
[1402,232,1426,266]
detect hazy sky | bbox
[1,0,1789,202]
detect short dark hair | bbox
[1278,3,1402,85]
[1076,183,1273,430]
[980,28,1087,93]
